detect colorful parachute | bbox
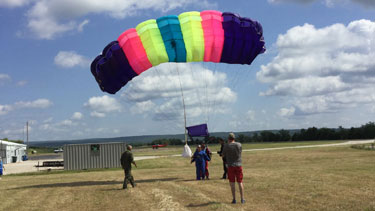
[90,10,266,94]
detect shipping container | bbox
[63,142,127,170]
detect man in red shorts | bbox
[222,132,244,204]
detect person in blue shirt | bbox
[0,157,4,178]
[191,145,211,180]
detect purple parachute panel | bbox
[220,12,265,65]
[90,41,138,94]
[186,124,209,137]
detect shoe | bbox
[130,182,136,188]
[241,199,245,204]
[231,199,236,204]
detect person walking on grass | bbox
[222,132,245,204]
[120,145,137,189]
[217,138,228,179]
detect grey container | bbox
[63,142,127,170]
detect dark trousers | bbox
[222,158,228,178]
[123,168,135,188]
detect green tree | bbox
[278,129,291,142]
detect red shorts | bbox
[228,166,243,183]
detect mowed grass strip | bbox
[1,145,375,211]
[133,140,346,157]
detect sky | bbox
[1,0,375,142]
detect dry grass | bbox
[1,145,375,211]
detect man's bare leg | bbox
[238,182,245,203]
[230,182,236,203]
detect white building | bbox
[0,140,27,164]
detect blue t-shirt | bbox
[0,160,3,175]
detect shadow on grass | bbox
[186,201,221,208]
[9,177,179,190]
[178,178,222,182]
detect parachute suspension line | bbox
[200,61,209,124]
[166,63,188,119]
[203,62,209,124]
[231,65,244,92]
[151,66,174,122]
[206,62,218,129]
[152,65,183,123]
[210,63,222,132]
[211,62,231,132]
[176,65,188,144]
[187,63,205,122]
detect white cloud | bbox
[268,0,375,8]
[85,95,122,117]
[130,100,155,114]
[1,127,28,137]
[257,19,375,115]
[71,112,83,120]
[21,0,216,39]
[0,104,13,115]
[14,98,53,109]
[246,110,256,121]
[16,80,27,87]
[54,51,90,68]
[58,119,74,126]
[90,111,106,118]
[0,74,11,85]
[278,107,296,117]
[77,19,89,32]
[1,99,52,116]
[121,63,236,122]
[260,76,349,97]
[268,0,315,4]
[0,0,31,8]
[43,117,53,123]
[328,0,375,8]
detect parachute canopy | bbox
[182,143,193,158]
[91,10,266,94]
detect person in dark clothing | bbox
[191,145,211,180]
[201,143,212,179]
[217,138,227,179]
[120,145,137,189]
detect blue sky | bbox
[1,0,375,141]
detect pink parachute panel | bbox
[201,10,224,63]
[118,28,152,75]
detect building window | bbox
[90,144,100,156]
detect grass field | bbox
[1,142,375,211]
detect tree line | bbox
[149,122,375,145]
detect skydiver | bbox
[201,143,212,180]
[191,145,210,180]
